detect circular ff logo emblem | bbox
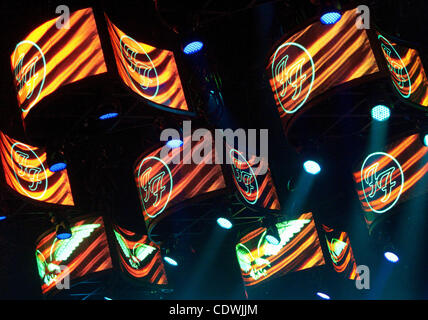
[271,42,315,114]
[378,35,411,98]
[10,143,48,200]
[11,40,47,112]
[137,156,173,218]
[360,152,404,214]
[120,35,159,99]
[229,149,259,205]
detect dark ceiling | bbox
[0,0,427,300]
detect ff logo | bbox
[271,42,315,114]
[119,35,159,99]
[137,156,173,218]
[360,152,404,214]
[229,149,259,205]
[11,40,46,112]
[10,143,48,200]
[378,35,411,98]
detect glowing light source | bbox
[423,134,428,147]
[0,216,6,221]
[320,12,342,25]
[217,217,233,229]
[183,41,203,55]
[303,160,321,175]
[56,231,72,240]
[384,251,399,263]
[98,112,119,120]
[49,162,67,172]
[371,105,391,121]
[164,256,178,266]
[56,221,72,240]
[104,297,112,300]
[316,292,331,300]
[166,139,183,149]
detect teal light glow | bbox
[317,292,330,300]
[423,134,428,147]
[384,251,399,263]
[371,105,391,121]
[265,235,280,245]
[303,160,321,175]
[164,256,178,266]
[217,217,233,229]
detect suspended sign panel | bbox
[378,33,428,107]
[113,224,167,285]
[322,225,358,280]
[105,14,189,113]
[266,8,379,127]
[236,212,325,287]
[353,134,428,228]
[0,131,74,205]
[35,216,113,295]
[227,146,280,211]
[134,133,226,235]
[10,8,107,120]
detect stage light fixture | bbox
[164,256,178,266]
[217,217,233,229]
[371,105,391,122]
[183,41,203,55]
[0,215,6,221]
[384,251,399,263]
[99,112,119,120]
[316,292,331,300]
[166,139,184,149]
[104,297,112,300]
[303,160,321,175]
[320,11,342,24]
[56,221,72,240]
[265,225,281,245]
[162,244,180,267]
[47,148,67,173]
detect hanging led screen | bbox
[378,33,428,107]
[236,212,325,287]
[113,224,167,285]
[105,14,189,113]
[267,8,379,129]
[322,225,358,280]
[227,146,280,211]
[134,132,226,235]
[0,131,74,205]
[353,134,428,228]
[10,8,107,120]
[35,216,113,295]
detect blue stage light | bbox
[99,112,119,120]
[303,160,321,175]
[423,134,428,147]
[56,231,72,240]
[316,292,331,300]
[49,162,67,172]
[0,216,6,221]
[183,41,203,55]
[166,139,183,149]
[320,12,342,25]
[371,105,391,122]
[217,217,233,229]
[384,251,399,263]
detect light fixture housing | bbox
[56,221,72,240]
[47,148,67,173]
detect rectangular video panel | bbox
[10,8,107,119]
[113,224,167,284]
[378,33,428,107]
[35,216,113,295]
[105,14,189,112]
[267,8,379,123]
[0,131,74,205]
[236,212,325,287]
[353,134,428,228]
